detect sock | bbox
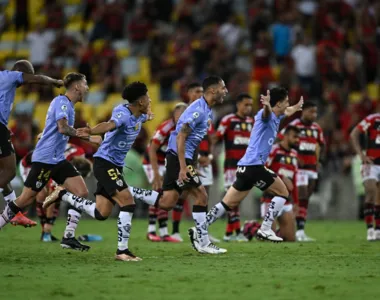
[192,205,210,247]
[172,203,183,234]
[374,205,380,230]
[364,203,374,229]
[261,196,286,231]
[0,201,21,228]
[61,191,96,218]
[117,205,135,251]
[128,186,159,206]
[296,198,309,230]
[148,205,157,233]
[3,190,16,203]
[234,207,241,235]
[158,209,168,236]
[36,202,47,228]
[225,210,235,236]
[206,201,230,227]
[64,209,82,238]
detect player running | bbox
[214,93,254,242]
[0,60,63,227]
[143,102,188,242]
[350,112,380,241]
[191,87,303,252]
[278,101,324,241]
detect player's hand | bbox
[260,90,271,108]
[54,80,64,88]
[361,154,373,164]
[295,96,304,111]
[89,135,102,146]
[198,155,210,167]
[77,124,91,137]
[178,167,190,184]
[152,174,163,190]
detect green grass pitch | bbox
[0,219,379,300]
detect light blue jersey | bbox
[238,109,285,166]
[0,70,24,126]
[32,95,75,164]
[94,104,147,167]
[167,97,213,160]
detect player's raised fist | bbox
[296,96,304,111]
[260,90,271,107]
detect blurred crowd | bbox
[1,0,380,179]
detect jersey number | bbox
[108,168,121,180]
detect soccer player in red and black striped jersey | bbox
[142,103,187,242]
[215,93,254,242]
[351,112,380,241]
[278,101,324,241]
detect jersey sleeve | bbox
[318,126,325,145]
[356,116,373,133]
[55,99,69,121]
[182,108,204,131]
[141,114,148,123]
[8,70,24,86]
[216,115,230,139]
[277,126,286,140]
[151,121,171,146]
[110,107,128,128]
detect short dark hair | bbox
[269,87,288,107]
[236,93,252,103]
[284,125,300,135]
[303,101,317,110]
[202,75,222,91]
[63,72,86,89]
[187,82,202,91]
[12,60,34,74]
[122,81,148,103]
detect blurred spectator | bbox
[271,14,293,63]
[37,58,63,102]
[44,1,65,30]
[127,7,152,56]
[14,0,29,35]
[252,30,274,86]
[218,15,245,55]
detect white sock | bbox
[61,192,95,218]
[261,196,286,231]
[117,211,133,251]
[148,224,156,233]
[192,211,210,247]
[0,202,19,229]
[159,226,168,237]
[206,202,227,226]
[64,209,81,238]
[128,186,159,206]
[3,191,16,204]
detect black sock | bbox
[296,217,305,231]
[172,221,180,234]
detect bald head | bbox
[12,60,34,74]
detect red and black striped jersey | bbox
[216,113,254,169]
[356,113,380,165]
[278,118,324,171]
[143,118,175,165]
[198,124,215,156]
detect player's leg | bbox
[0,136,17,190]
[171,196,185,241]
[374,180,380,240]
[295,170,311,241]
[277,205,296,242]
[360,164,377,241]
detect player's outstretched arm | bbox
[350,126,373,164]
[77,121,116,138]
[177,123,192,183]
[261,90,272,119]
[284,96,304,117]
[57,118,77,137]
[22,73,63,87]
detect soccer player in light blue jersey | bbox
[0,60,63,227]
[190,87,303,252]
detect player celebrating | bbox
[143,102,188,242]
[215,93,254,242]
[351,113,380,241]
[43,82,153,261]
[191,87,303,252]
[278,101,324,241]
[0,73,97,253]
[0,60,63,227]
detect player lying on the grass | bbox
[0,60,63,227]
[43,82,155,261]
[143,102,188,242]
[214,93,254,242]
[189,87,303,252]
[350,110,380,241]
[0,73,101,252]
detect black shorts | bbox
[0,123,14,158]
[24,160,80,192]
[162,152,201,194]
[93,157,128,203]
[233,165,277,192]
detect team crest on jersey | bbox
[280,156,285,163]
[36,181,42,189]
[306,129,312,137]
[193,176,199,184]
[134,123,140,131]
[116,179,123,187]
[286,157,291,164]
[242,123,246,130]
[193,112,199,119]
[61,105,67,111]
[117,113,122,118]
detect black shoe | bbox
[51,234,59,242]
[60,237,90,251]
[115,249,142,261]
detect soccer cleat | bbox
[162,235,182,242]
[60,237,90,251]
[147,232,161,242]
[78,234,103,242]
[170,233,183,242]
[235,233,249,242]
[10,212,37,228]
[195,242,228,254]
[209,234,221,243]
[367,228,376,241]
[296,230,316,242]
[41,232,52,242]
[375,230,380,240]
[257,228,283,242]
[115,249,142,261]
[42,186,64,209]
[40,232,59,241]
[223,235,236,242]
[188,227,199,251]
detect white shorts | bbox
[361,164,380,183]
[143,164,166,184]
[199,164,213,186]
[260,202,293,218]
[224,169,237,190]
[19,162,31,182]
[296,169,318,187]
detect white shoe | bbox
[223,235,236,242]
[188,227,200,251]
[170,233,183,242]
[209,234,221,243]
[367,228,376,241]
[375,230,380,240]
[235,233,249,242]
[296,230,316,242]
[257,228,283,242]
[196,243,227,254]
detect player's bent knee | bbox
[94,208,109,221]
